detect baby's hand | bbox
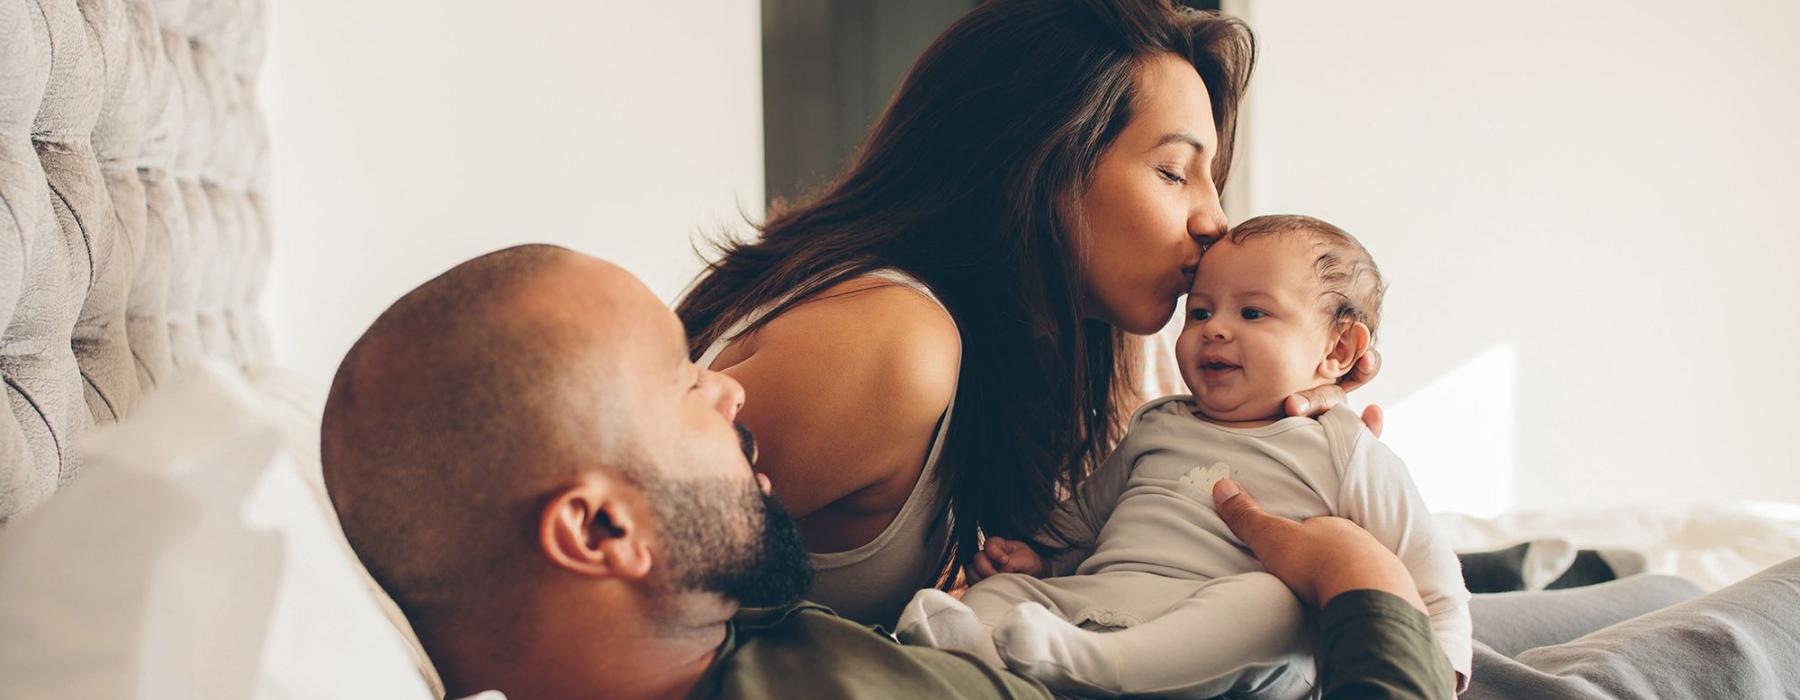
[969,536,1046,583]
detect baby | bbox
[896,215,1472,698]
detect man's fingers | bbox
[1361,403,1384,438]
[1283,393,1310,418]
[1286,384,1350,418]
[1358,348,1382,382]
[1338,348,1382,393]
[1214,478,1303,556]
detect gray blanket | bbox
[1466,557,1800,699]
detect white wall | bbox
[260,2,1800,513]
[261,1,764,387]
[1230,1,1800,513]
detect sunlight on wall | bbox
[1381,345,1516,518]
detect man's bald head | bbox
[321,244,655,625]
[324,245,809,680]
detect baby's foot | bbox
[994,602,1123,697]
[895,589,1002,666]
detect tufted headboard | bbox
[1,0,271,523]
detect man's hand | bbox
[1284,350,1383,436]
[1212,478,1424,612]
[968,536,1046,584]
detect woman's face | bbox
[1075,53,1229,335]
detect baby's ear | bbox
[1320,322,1372,382]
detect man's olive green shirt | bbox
[688,591,1454,699]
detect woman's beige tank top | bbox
[694,269,956,627]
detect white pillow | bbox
[0,362,434,699]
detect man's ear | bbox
[539,473,654,582]
[1320,321,1372,382]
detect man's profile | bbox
[322,245,811,698]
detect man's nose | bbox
[710,370,746,421]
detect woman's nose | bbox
[1189,183,1228,244]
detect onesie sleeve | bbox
[1033,438,1133,577]
[1335,427,1474,689]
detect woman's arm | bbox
[708,277,961,552]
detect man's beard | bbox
[638,427,810,607]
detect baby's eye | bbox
[1240,308,1267,320]
[1190,308,1212,322]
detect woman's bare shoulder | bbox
[735,274,960,394]
[713,274,961,518]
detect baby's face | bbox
[1176,235,1338,423]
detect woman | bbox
[678,0,1375,626]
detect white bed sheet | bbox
[1435,501,1800,591]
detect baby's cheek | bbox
[1174,327,1206,388]
[1282,333,1334,384]
[1173,327,1202,363]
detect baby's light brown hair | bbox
[1227,214,1386,341]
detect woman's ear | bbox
[1320,321,1372,382]
[539,474,654,582]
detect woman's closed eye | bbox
[1156,166,1189,186]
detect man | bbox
[322,245,1455,699]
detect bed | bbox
[2,0,272,525]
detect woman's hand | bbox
[1211,478,1424,612]
[969,536,1046,584]
[1283,349,1383,436]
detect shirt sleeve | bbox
[1033,428,1136,577]
[1319,589,1459,700]
[1335,427,1474,688]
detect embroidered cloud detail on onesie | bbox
[1179,462,1232,502]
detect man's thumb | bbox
[1214,477,1243,504]
[1213,478,1262,540]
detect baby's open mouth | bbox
[1201,361,1238,371]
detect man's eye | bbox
[1241,308,1266,320]
[1190,308,1212,321]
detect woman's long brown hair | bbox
[678,0,1254,587]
